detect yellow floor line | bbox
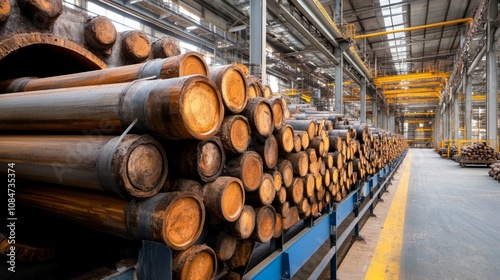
[364,151,412,280]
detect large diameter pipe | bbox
[0,75,224,140]
[0,135,167,198]
[0,52,209,93]
[17,186,205,250]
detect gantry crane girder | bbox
[384,92,441,99]
[373,72,450,87]
[387,98,439,104]
[383,87,442,94]
[403,112,436,116]
[381,81,444,90]
[405,119,433,124]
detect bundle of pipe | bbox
[457,142,500,161]
[285,107,408,203]
[489,163,500,182]
[0,50,283,279]
[0,48,407,279]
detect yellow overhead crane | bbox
[384,92,441,99]
[381,81,444,90]
[415,128,433,132]
[373,72,449,105]
[458,95,500,101]
[405,119,432,124]
[387,98,440,104]
[373,72,450,87]
[404,112,435,117]
[343,95,373,102]
[383,88,442,94]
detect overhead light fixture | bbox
[186,26,198,31]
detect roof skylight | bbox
[380,0,408,74]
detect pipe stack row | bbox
[286,106,408,203]
[0,52,407,279]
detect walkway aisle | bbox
[399,149,500,279]
[338,149,500,280]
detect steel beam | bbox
[353,18,473,39]
[250,0,266,81]
[486,0,498,150]
[275,4,338,65]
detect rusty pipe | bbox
[17,186,205,250]
[0,52,209,93]
[0,75,224,140]
[0,134,167,198]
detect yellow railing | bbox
[438,139,459,158]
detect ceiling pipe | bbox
[353,18,473,39]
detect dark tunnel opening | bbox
[0,43,103,80]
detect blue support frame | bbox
[243,149,408,280]
[243,214,331,279]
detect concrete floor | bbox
[339,149,500,279]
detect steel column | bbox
[372,93,378,126]
[386,109,389,130]
[335,48,343,113]
[389,110,395,133]
[443,106,450,139]
[453,89,459,140]
[360,77,367,122]
[465,73,473,139]
[335,0,342,25]
[378,108,384,129]
[250,0,267,82]
[447,106,453,139]
[434,112,439,147]
[486,0,498,150]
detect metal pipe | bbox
[353,18,473,39]
[0,135,167,198]
[0,76,224,140]
[0,52,209,93]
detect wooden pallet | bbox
[456,158,500,167]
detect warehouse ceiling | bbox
[104,0,494,115]
[194,0,486,111]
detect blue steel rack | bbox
[242,149,408,280]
